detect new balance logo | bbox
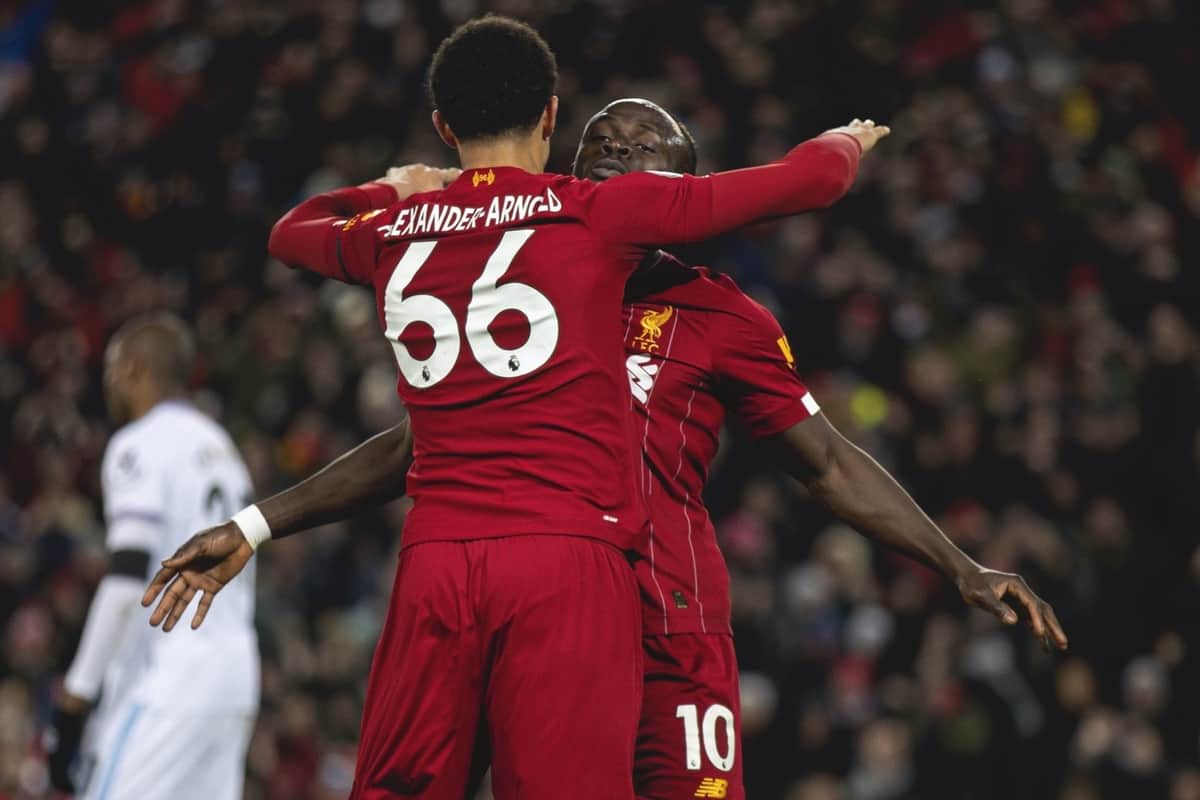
[626,354,659,404]
[694,778,729,798]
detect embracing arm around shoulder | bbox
[268,165,460,281]
[583,120,890,246]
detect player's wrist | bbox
[57,691,92,715]
[359,180,401,207]
[45,703,87,793]
[231,505,272,551]
[45,703,87,753]
[947,553,985,591]
[820,130,864,155]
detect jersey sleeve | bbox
[100,434,166,553]
[267,182,398,285]
[578,133,861,247]
[715,295,821,438]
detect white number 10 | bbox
[676,703,736,772]
[383,229,560,388]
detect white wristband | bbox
[232,505,272,551]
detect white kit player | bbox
[44,313,259,800]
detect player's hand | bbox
[824,119,891,153]
[375,164,462,201]
[44,702,87,793]
[141,522,254,632]
[956,567,1069,651]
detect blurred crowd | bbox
[1,0,1199,798]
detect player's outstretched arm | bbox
[267,165,459,280]
[586,119,889,245]
[143,420,414,631]
[766,413,1069,652]
[253,417,414,537]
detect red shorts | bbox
[350,535,643,800]
[635,634,744,800]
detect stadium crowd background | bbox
[1,0,1198,798]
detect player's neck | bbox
[457,137,547,175]
[127,387,181,421]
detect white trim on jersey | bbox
[671,386,706,633]
[641,311,681,634]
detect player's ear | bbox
[541,96,559,141]
[432,110,458,149]
[123,353,146,386]
[669,147,693,176]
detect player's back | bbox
[100,402,258,714]
[345,167,651,552]
[276,144,857,554]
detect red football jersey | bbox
[268,135,859,555]
[623,254,820,634]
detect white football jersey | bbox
[98,400,259,714]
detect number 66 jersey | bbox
[270,139,860,554]
[278,167,665,552]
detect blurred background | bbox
[1,0,1198,798]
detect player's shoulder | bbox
[104,410,157,462]
[632,252,773,320]
[372,168,584,242]
[102,409,168,488]
[533,170,594,199]
[689,264,753,304]
[557,169,696,214]
[109,402,228,461]
[446,166,575,195]
[566,168,690,197]
[156,402,237,451]
[102,426,143,484]
[688,264,783,330]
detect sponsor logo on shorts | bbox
[694,777,729,798]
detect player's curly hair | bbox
[428,15,558,142]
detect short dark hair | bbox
[428,16,557,142]
[111,311,195,389]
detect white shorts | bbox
[80,705,254,800]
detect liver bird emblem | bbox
[633,305,674,352]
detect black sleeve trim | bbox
[108,548,152,580]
